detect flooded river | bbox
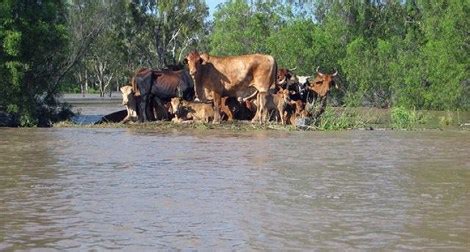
[0,127,469,250]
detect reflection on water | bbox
[0,128,469,250]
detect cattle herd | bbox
[119,51,338,125]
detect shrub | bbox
[390,106,425,129]
[313,107,366,130]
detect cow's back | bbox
[153,70,194,101]
[203,53,276,94]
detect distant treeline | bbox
[0,0,468,126]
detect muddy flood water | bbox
[1,98,470,250]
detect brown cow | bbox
[307,67,338,118]
[184,51,277,124]
[170,97,214,123]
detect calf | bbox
[120,85,139,123]
[220,96,239,121]
[220,96,258,121]
[170,97,214,123]
[286,99,309,125]
[264,88,291,124]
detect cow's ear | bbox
[200,53,209,64]
[199,58,205,65]
[183,58,188,64]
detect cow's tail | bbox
[272,56,278,89]
[131,76,140,96]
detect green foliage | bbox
[267,19,316,75]
[315,107,366,130]
[438,111,454,128]
[0,0,71,127]
[210,0,283,55]
[390,106,426,129]
[3,30,21,56]
[129,0,208,65]
[64,0,209,98]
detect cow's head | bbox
[120,85,134,106]
[308,67,338,96]
[277,67,296,87]
[280,88,291,103]
[170,97,183,115]
[184,51,208,77]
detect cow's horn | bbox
[316,66,324,77]
[289,67,297,71]
[332,69,338,77]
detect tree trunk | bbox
[85,69,88,94]
[98,79,104,97]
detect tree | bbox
[65,0,116,95]
[129,0,209,67]
[210,0,285,56]
[0,0,71,126]
[267,19,316,75]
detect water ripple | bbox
[0,128,469,250]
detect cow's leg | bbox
[147,97,156,121]
[212,91,222,124]
[139,95,148,122]
[251,107,260,123]
[152,96,166,120]
[279,104,286,125]
[256,92,269,124]
[251,93,261,123]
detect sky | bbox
[205,0,226,18]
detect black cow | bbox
[132,68,194,122]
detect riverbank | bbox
[3,93,470,130]
[57,95,470,131]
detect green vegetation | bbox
[390,106,426,129]
[1,0,468,127]
[0,0,72,126]
[313,107,367,130]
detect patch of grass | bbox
[390,106,427,129]
[311,107,368,130]
[438,111,454,128]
